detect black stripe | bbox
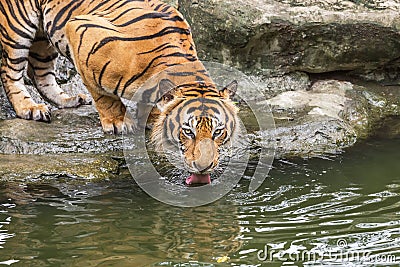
[4,63,24,72]
[121,52,197,96]
[29,52,58,63]
[94,95,105,102]
[169,118,176,135]
[138,43,178,55]
[113,12,169,27]
[44,7,52,16]
[77,27,88,54]
[102,0,133,17]
[7,90,23,96]
[86,42,98,66]
[35,71,56,78]
[15,1,38,31]
[0,38,30,50]
[161,6,171,13]
[154,4,163,11]
[4,74,23,82]
[162,15,185,22]
[3,1,35,34]
[0,3,33,40]
[5,56,28,65]
[184,97,223,107]
[98,61,111,87]
[86,0,111,14]
[109,7,142,23]
[49,0,84,37]
[90,26,191,55]
[113,77,123,95]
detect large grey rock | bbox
[260,79,400,158]
[179,0,400,77]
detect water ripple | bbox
[0,139,399,266]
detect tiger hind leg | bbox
[27,35,92,108]
[0,23,51,121]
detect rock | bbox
[258,71,311,97]
[0,103,127,182]
[163,0,179,8]
[0,153,121,183]
[55,56,78,84]
[343,81,400,139]
[179,0,400,77]
[0,105,125,155]
[257,79,400,158]
[0,86,15,120]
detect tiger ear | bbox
[219,80,238,99]
[157,78,177,112]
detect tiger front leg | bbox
[91,91,136,135]
[28,37,92,108]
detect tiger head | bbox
[151,79,239,185]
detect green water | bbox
[1,138,399,266]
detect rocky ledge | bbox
[179,0,400,80]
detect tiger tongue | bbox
[186,173,211,185]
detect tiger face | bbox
[151,80,239,185]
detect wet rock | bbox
[344,81,400,139]
[0,103,127,182]
[0,153,121,183]
[257,79,400,158]
[179,0,400,78]
[0,105,123,155]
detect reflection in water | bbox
[0,200,16,265]
[0,138,399,266]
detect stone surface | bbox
[0,105,123,155]
[0,104,126,182]
[0,153,121,182]
[179,0,400,77]
[260,79,400,158]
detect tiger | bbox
[0,0,240,184]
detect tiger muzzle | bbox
[193,138,216,173]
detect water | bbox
[0,138,399,266]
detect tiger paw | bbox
[16,103,51,122]
[101,115,137,135]
[59,93,92,108]
[77,93,92,105]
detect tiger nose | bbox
[193,138,215,172]
[193,161,213,173]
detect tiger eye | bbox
[183,128,195,138]
[213,129,223,139]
